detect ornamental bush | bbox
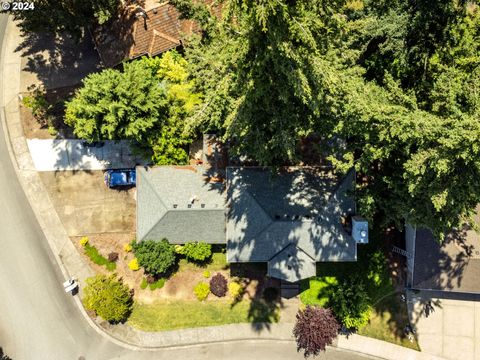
[124,243,133,252]
[132,239,176,276]
[194,282,210,301]
[228,281,244,302]
[128,258,140,271]
[79,236,89,247]
[329,279,371,330]
[83,274,133,323]
[182,242,212,262]
[293,306,340,357]
[209,273,228,297]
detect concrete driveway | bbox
[38,171,135,236]
[408,290,480,360]
[27,139,148,171]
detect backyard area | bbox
[299,225,420,350]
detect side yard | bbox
[299,224,420,350]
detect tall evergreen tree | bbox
[175,0,480,238]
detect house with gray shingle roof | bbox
[136,166,226,244]
[405,205,480,294]
[136,162,365,283]
[226,167,357,282]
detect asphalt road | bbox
[0,14,379,360]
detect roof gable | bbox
[226,167,357,276]
[136,166,226,243]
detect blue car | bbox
[104,169,136,188]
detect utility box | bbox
[352,216,368,244]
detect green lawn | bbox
[128,299,278,331]
[358,294,420,350]
[177,252,228,272]
[299,226,419,350]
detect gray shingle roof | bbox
[413,210,480,293]
[136,166,226,243]
[226,167,357,281]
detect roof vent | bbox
[187,204,192,208]
[201,204,205,208]
[352,216,368,244]
[173,204,178,209]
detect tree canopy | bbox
[65,51,201,165]
[173,0,480,238]
[7,0,121,38]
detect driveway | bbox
[27,139,148,171]
[408,290,480,360]
[38,171,136,236]
[17,28,102,92]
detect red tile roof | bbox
[92,1,210,67]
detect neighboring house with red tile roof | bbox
[91,0,207,67]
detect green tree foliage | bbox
[7,0,120,38]
[174,0,350,164]
[132,239,176,276]
[174,0,480,237]
[179,242,212,262]
[65,52,201,164]
[328,278,371,330]
[83,274,133,323]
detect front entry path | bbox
[408,290,480,360]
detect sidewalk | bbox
[0,16,447,359]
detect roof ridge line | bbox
[138,169,169,240]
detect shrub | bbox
[108,252,119,262]
[83,274,133,323]
[22,85,52,126]
[203,270,211,278]
[79,236,89,247]
[194,282,210,301]
[128,258,140,271]
[146,274,155,284]
[140,277,148,290]
[263,287,279,303]
[124,243,133,252]
[329,279,371,330]
[133,239,176,276]
[149,278,166,291]
[174,245,184,254]
[228,281,244,302]
[182,242,212,262]
[209,273,228,297]
[293,306,340,357]
[83,243,116,271]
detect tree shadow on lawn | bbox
[230,263,283,332]
[300,222,416,346]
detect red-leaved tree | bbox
[293,306,340,357]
